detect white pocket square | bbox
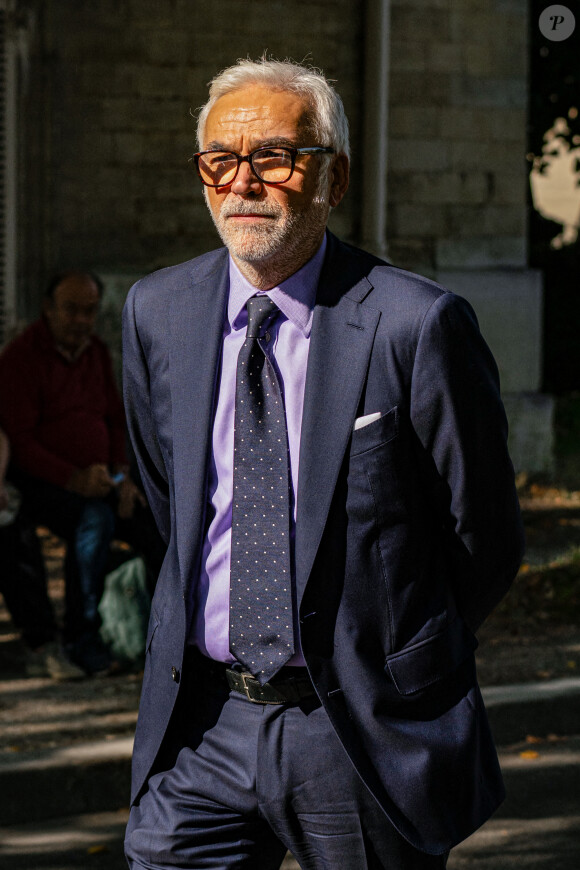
[353,411,383,431]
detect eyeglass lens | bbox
[197,148,294,186]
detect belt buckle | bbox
[240,671,264,704]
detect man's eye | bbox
[208,153,236,167]
[256,149,286,161]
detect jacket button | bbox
[171,666,180,683]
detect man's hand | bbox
[67,464,114,499]
[117,476,147,520]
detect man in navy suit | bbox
[123,58,524,869]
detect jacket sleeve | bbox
[410,292,524,632]
[122,283,171,544]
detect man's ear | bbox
[329,154,349,208]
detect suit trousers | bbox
[125,653,449,870]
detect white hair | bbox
[196,57,350,159]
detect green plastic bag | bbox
[99,557,151,665]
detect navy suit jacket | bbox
[122,232,524,855]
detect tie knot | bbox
[246,296,277,339]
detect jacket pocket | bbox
[384,617,478,696]
[350,406,398,457]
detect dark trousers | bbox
[12,473,165,642]
[0,516,56,649]
[125,654,449,870]
[13,473,114,641]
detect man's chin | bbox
[231,246,280,265]
[218,228,284,264]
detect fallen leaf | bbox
[87,845,109,855]
[519,750,540,759]
[525,735,542,744]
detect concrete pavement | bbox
[450,734,580,868]
[483,676,580,744]
[1,676,580,868]
[2,676,580,826]
[1,736,578,869]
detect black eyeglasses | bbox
[192,145,335,187]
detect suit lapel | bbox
[169,252,229,590]
[295,238,381,604]
[166,238,381,605]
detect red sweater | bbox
[0,318,127,488]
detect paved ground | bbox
[450,735,580,869]
[1,497,580,868]
[1,737,578,869]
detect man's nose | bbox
[230,160,262,195]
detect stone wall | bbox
[387,0,529,276]
[16,0,551,471]
[386,0,552,472]
[35,0,363,287]
[25,0,532,294]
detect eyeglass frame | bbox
[192,145,336,188]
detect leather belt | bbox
[188,648,317,705]
[225,667,317,705]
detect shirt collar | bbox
[227,234,327,338]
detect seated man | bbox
[0,271,163,674]
[0,426,84,679]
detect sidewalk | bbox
[1,509,580,867]
[1,728,579,869]
[1,676,579,870]
[2,661,579,827]
[2,607,580,868]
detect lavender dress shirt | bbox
[189,236,327,666]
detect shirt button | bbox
[171,666,180,683]
[264,331,271,343]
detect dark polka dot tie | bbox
[229,295,294,684]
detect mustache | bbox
[219,201,282,219]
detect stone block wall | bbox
[16,0,550,471]
[386,0,553,472]
[24,0,533,297]
[33,0,363,287]
[387,0,529,276]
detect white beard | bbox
[204,170,332,282]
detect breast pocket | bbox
[350,406,399,457]
[348,406,407,528]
